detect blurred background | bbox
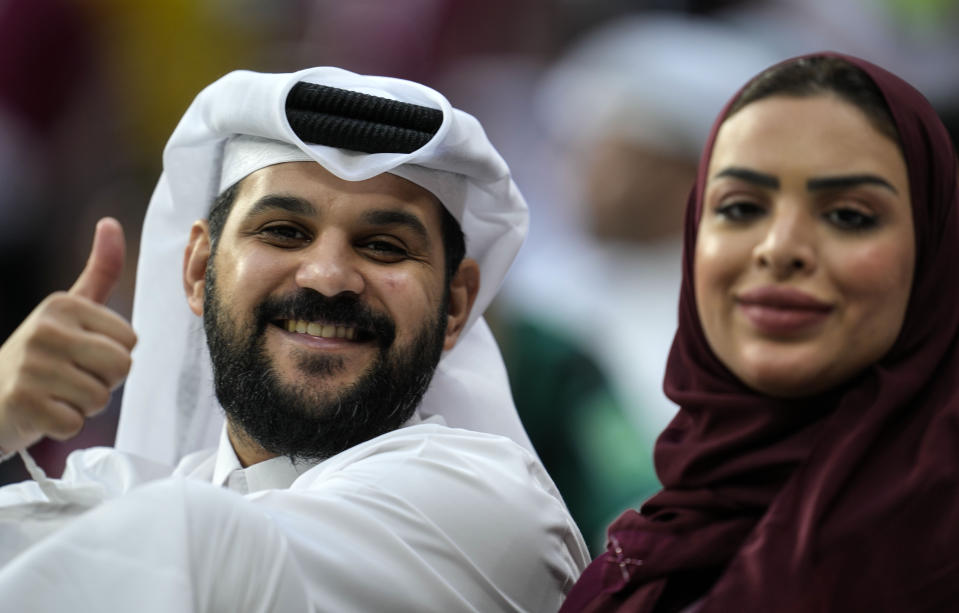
[1,0,957,553]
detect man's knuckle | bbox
[30,319,69,348]
[7,384,40,411]
[42,292,72,312]
[91,386,111,410]
[117,352,133,377]
[48,412,84,439]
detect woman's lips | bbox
[736,286,834,335]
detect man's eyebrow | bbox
[362,209,430,243]
[806,174,899,195]
[713,167,780,189]
[245,195,317,218]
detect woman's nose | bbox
[752,205,817,278]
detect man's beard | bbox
[203,265,447,462]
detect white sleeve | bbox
[0,447,176,568]
[0,478,311,613]
[0,427,588,612]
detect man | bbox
[0,67,588,611]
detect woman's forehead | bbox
[706,95,908,184]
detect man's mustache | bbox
[254,290,396,348]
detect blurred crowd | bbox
[1,0,957,552]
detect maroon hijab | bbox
[561,53,959,612]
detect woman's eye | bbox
[824,208,879,231]
[716,201,765,222]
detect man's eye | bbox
[361,240,409,260]
[824,208,879,231]
[259,224,309,244]
[716,201,765,222]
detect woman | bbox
[561,53,959,612]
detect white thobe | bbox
[0,417,589,612]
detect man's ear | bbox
[444,258,480,351]
[183,220,211,317]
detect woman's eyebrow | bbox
[806,174,899,195]
[713,167,780,189]
[712,168,900,196]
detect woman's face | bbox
[695,94,915,397]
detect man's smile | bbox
[276,319,359,340]
[256,289,396,351]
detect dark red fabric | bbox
[561,52,959,613]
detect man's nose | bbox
[751,204,817,278]
[294,234,366,296]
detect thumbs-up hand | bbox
[0,218,137,455]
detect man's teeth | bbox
[284,320,357,340]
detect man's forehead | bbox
[231,161,445,224]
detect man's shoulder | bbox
[290,422,566,519]
[300,422,546,486]
[247,423,589,610]
[267,422,589,590]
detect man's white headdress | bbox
[116,67,532,466]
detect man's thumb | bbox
[69,217,126,304]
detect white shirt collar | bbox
[211,428,316,495]
[209,412,434,494]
